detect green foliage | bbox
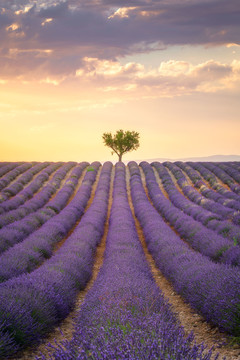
[214,245,230,260]
[219,226,231,237]
[102,129,140,162]
[229,336,240,346]
[233,237,238,246]
[87,166,95,172]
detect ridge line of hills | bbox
[135,154,240,163]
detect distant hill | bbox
[139,155,240,163]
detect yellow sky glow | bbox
[1,2,240,162]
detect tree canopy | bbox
[102,129,140,162]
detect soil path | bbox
[126,165,240,360]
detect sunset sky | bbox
[0,0,240,162]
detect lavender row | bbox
[189,161,240,226]
[175,162,240,211]
[211,162,240,224]
[0,162,112,357]
[0,162,20,178]
[193,165,240,223]
[160,162,240,232]
[0,162,34,192]
[146,162,240,265]
[216,162,240,184]
[0,162,61,214]
[175,161,240,227]
[0,162,99,282]
[129,161,240,337]
[0,162,75,229]
[230,162,240,173]
[201,162,240,195]
[0,162,49,203]
[40,162,215,360]
[176,161,240,208]
[163,162,240,230]
[161,162,233,219]
[0,162,87,255]
[164,161,237,219]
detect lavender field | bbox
[0,161,240,359]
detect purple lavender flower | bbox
[0,162,111,357]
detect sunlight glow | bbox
[108,7,137,19]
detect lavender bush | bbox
[38,162,216,360]
[162,162,237,218]
[141,162,240,266]
[0,162,89,255]
[0,162,112,357]
[0,163,61,213]
[0,163,19,178]
[0,162,75,228]
[201,162,240,195]
[168,162,240,211]
[129,161,240,336]
[168,162,240,241]
[0,163,33,192]
[0,162,99,281]
[0,162,49,202]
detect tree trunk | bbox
[118,153,123,162]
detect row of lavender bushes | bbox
[222,162,240,183]
[141,162,240,267]
[0,162,99,282]
[39,162,216,360]
[166,162,240,212]
[129,161,240,336]
[183,162,240,225]
[0,162,75,229]
[0,162,61,213]
[155,162,230,220]
[0,163,33,193]
[207,162,240,186]
[0,162,50,203]
[0,162,112,357]
[0,162,82,255]
[229,162,240,172]
[0,163,20,179]
[180,162,240,203]
[201,162,240,195]
[155,162,240,241]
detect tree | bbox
[102,129,140,162]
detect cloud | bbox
[0,0,239,82]
[41,18,53,26]
[76,57,144,77]
[38,1,69,19]
[108,7,137,19]
[75,57,240,97]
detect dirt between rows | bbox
[9,165,240,360]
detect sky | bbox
[0,0,240,162]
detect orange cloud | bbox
[108,7,137,19]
